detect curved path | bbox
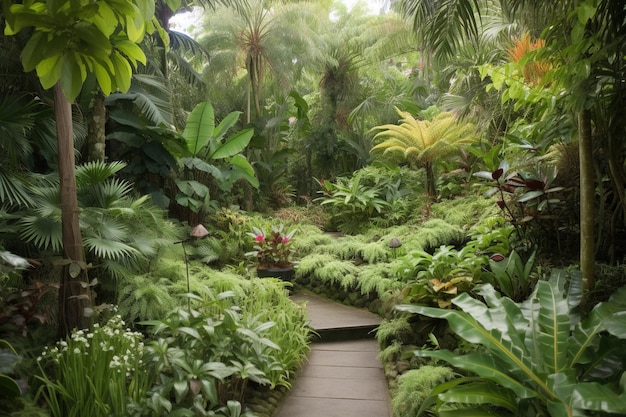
[274,291,391,417]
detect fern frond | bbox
[313,259,360,288]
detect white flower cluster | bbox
[37,315,145,379]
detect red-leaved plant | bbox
[246,224,297,269]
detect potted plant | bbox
[246,224,297,281]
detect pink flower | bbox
[255,234,265,242]
[282,236,290,244]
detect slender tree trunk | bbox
[425,161,436,198]
[86,90,106,162]
[54,83,90,335]
[578,109,595,294]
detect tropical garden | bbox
[1,0,626,416]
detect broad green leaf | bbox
[0,375,21,397]
[180,158,221,177]
[536,280,570,373]
[93,63,113,94]
[602,311,626,338]
[569,301,615,366]
[36,54,63,89]
[438,407,503,417]
[173,379,188,404]
[125,14,145,43]
[228,154,259,188]
[213,111,242,140]
[94,2,117,36]
[439,381,518,412]
[21,31,47,71]
[176,326,201,340]
[183,102,215,155]
[110,51,132,92]
[209,129,253,160]
[517,190,544,203]
[571,382,626,414]
[414,349,538,399]
[69,261,82,278]
[60,51,86,101]
[113,39,146,67]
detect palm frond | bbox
[0,170,34,207]
[83,236,140,261]
[19,214,62,251]
[75,161,127,187]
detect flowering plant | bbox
[246,224,297,269]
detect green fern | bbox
[378,340,404,364]
[430,194,499,228]
[116,275,179,323]
[376,317,415,348]
[295,253,336,277]
[391,366,457,417]
[315,237,363,260]
[413,219,466,250]
[360,241,391,264]
[298,254,361,289]
[358,262,404,296]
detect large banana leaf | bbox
[398,269,626,417]
[208,129,254,160]
[183,102,215,156]
[226,155,259,188]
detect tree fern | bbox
[371,108,476,197]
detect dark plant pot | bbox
[256,267,295,282]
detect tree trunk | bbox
[86,90,106,162]
[578,109,595,294]
[54,83,91,335]
[425,161,437,198]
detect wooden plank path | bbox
[274,291,391,417]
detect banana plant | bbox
[397,269,626,417]
[177,102,258,214]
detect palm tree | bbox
[198,0,325,122]
[370,108,476,197]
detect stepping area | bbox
[274,291,390,417]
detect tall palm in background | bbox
[198,0,325,122]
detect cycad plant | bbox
[397,269,626,417]
[370,108,476,197]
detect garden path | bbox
[273,291,390,417]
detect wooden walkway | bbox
[274,291,390,417]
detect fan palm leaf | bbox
[0,170,34,208]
